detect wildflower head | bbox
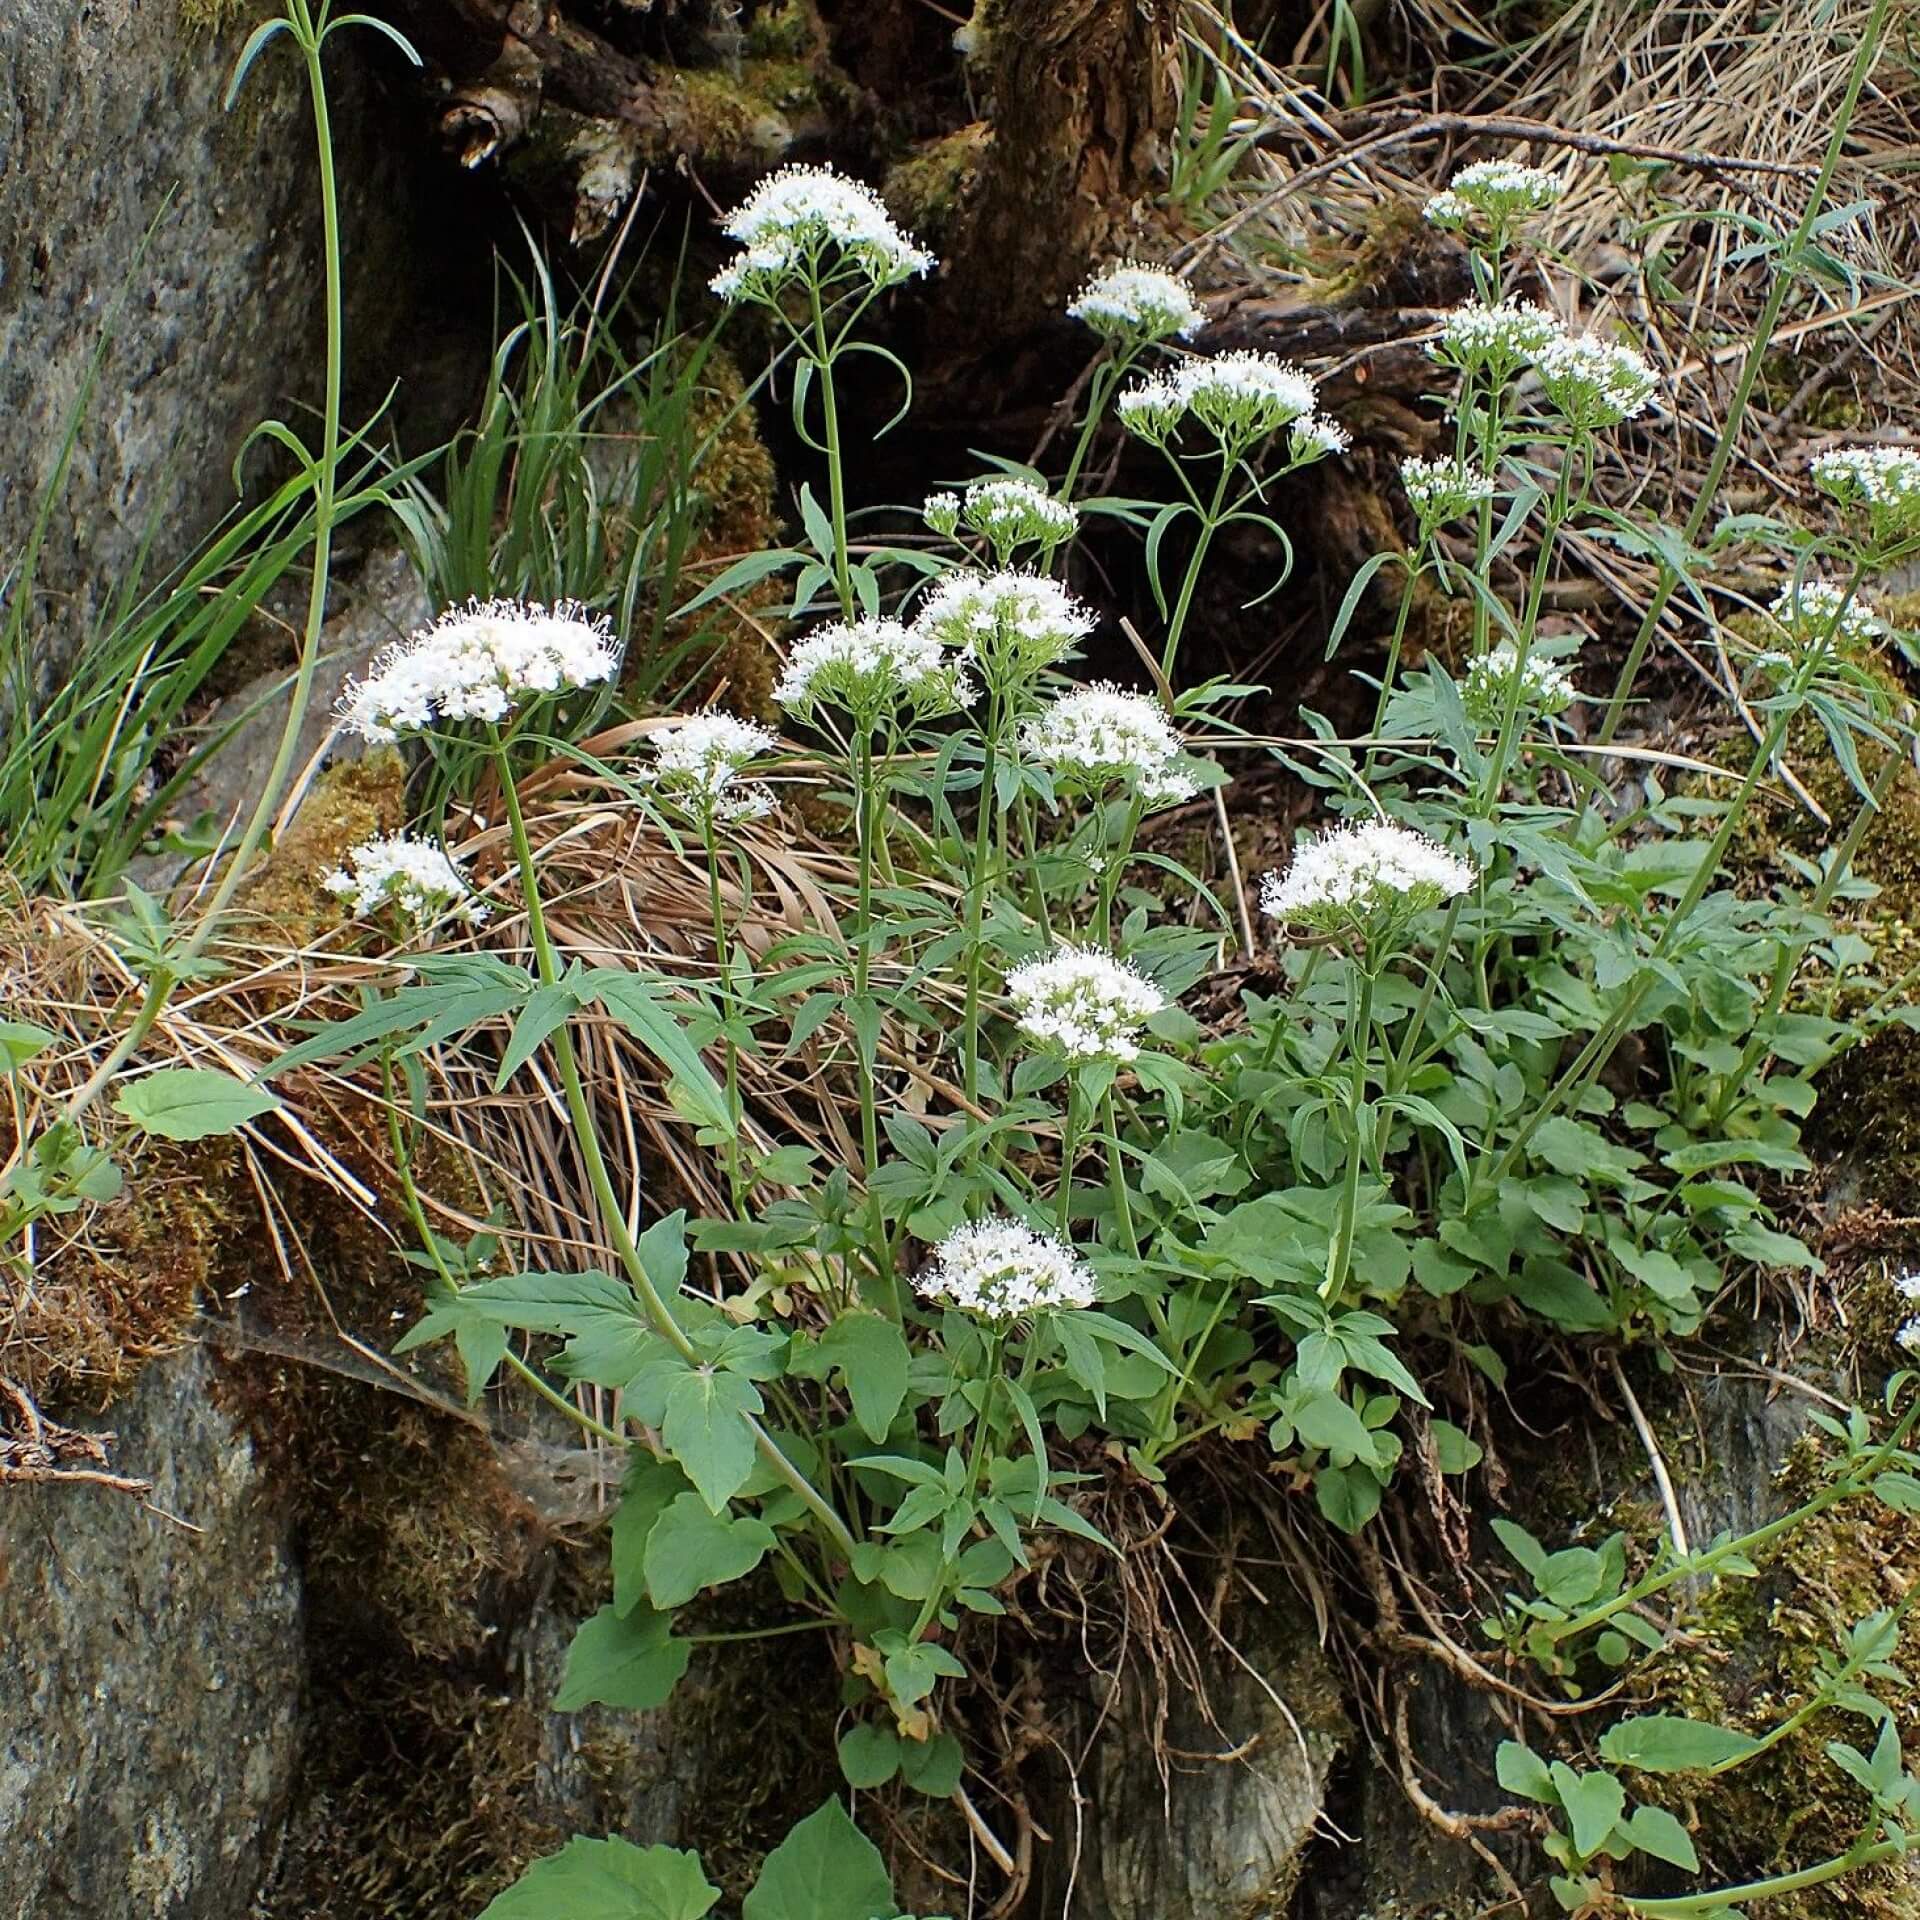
[1899,1316,1920,1359]
[709,164,933,304]
[936,475,1080,565]
[1534,334,1659,432]
[1400,456,1499,531]
[1813,445,1920,547]
[1290,415,1350,464]
[1461,642,1578,726]
[1261,819,1475,945]
[1767,578,1886,653]
[1423,160,1564,235]
[774,617,973,727]
[1117,352,1318,449]
[1429,299,1563,380]
[1067,260,1206,346]
[917,1216,1097,1322]
[1114,371,1187,445]
[1005,944,1166,1064]
[336,600,618,743]
[1020,684,1197,810]
[324,834,487,928]
[911,570,1095,687]
[640,712,778,824]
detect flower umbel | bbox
[1117,352,1319,448]
[911,571,1096,686]
[640,713,778,823]
[1429,300,1563,379]
[947,475,1080,563]
[336,600,618,743]
[1813,445,1920,545]
[1005,945,1166,1063]
[1423,159,1564,233]
[1768,579,1886,651]
[709,164,933,303]
[917,1217,1097,1321]
[1461,642,1579,724]
[1262,820,1475,939]
[1020,685,1198,809]
[775,618,974,725]
[1067,261,1206,345]
[1534,334,1659,431]
[1400,457,1500,529]
[325,834,487,926]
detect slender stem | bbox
[1161,455,1236,679]
[1321,963,1375,1308]
[1059,356,1128,506]
[492,743,858,1561]
[1103,1090,1139,1257]
[192,9,345,938]
[1057,1082,1083,1237]
[808,280,855,621]
[1620,1836,1899,1916]
[701,816,746,1209]
[1597,0,1894,744]
[910,1332,1004,1640]
[961,695,1003,1108]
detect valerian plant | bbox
[30,12,1920,1906]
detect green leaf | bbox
[742,1800,894,1920]
[1599,1715,1762,1774]
[1497,1741,1556,1804]
[644,1493,775,1610]
[817,1313,910,1443]
[495,979,582,1089]
[0,1020,57,1072]
[1313,1462,1382,1533]
[663,1367,763,1512]
[1624,1805,1700,1872]
[554,1605,691,1713]
[476,1837,719,1920]
[112,1067,280,1140]
[612,1458,691,1615]
[1294,1393,1380,1464]
[900,1729,964,1798]
[581,970,734,1137]
[443,1268,638,1335]
[1549,1764,1626,1860]
[1430,1419,1483,1474]
[836,1723,902,1789]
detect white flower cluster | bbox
[640,713,778,823]
[1020,685,1198,809]
[1461,642,1579,723]
[1768,579,1886,650]
[1424,159,1565,231]
[1117,352,1325,448]
[1900,1316,1920,1358]
[1535,334,1660,429]
[926,476,1079,558]
[912,570,1096,684]
[1430,299,1564,377]
[1813,445,1920,541]
[1400,456,1499,526]
[1292,415,1351,459]
[1262,819,1475,933]
[324,834,487,925]
[775,618,973,724]
[917,1216,1097,1322]
[1067,260,1206,344]
[1005,944,1166,1063]
[709,165,933,302]
[337,601,618,743]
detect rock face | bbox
[0,1348,304,1920]
[0,0,419,650]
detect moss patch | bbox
[884,124,991,249]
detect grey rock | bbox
[0,1348,303,1920]
[0,1,421,659]
[1028,1598,1346,1920]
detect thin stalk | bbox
[491,743,858,1561]
[1058,357,1127,506]
[1161,456,1236,680]
[1321,963,1375,1308]
[1597,0,1895,744]
[1057,1081,1083,1236]
[700,816,746,1208]
[960,694,1004,1107]
[909,1332,1004,1640]
[807,279,855,621]
[1620,1837,1900,1916]
[1103,1090,1139,1257]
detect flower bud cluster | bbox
[1020,685,1198,810]
[775,618,975,726]
[1117,352,1330,450]
[1461,642,1578,724]
[1423,160,1565,232]
[1813,446,1920,545]
[918,1217,1097,1321]
[710,165,933,303]
[1262,820,1475,937]
[325,835,487,926]
[1006,945,1166,1063]
[640,713,778,824]
[1400,456,1499,528]
[926,476,1080,561]
[1067,261,1206,345]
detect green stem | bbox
[961,695,1003,1108]
[701,817,747,1209]
[491,743,858,1561]
[1103,1090,1139,1257]
[1619,1835,1899,1916]
[1597,0,1894,744]
[808,280,855,622]
[1057,1082,1083,1237]
[1161,456,1236,680]
[1059,357,1127,507]
[1321,963,1375,1308]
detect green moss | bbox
[745,0,821,59]
[237,752,409,943]
[884,125,991,248]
